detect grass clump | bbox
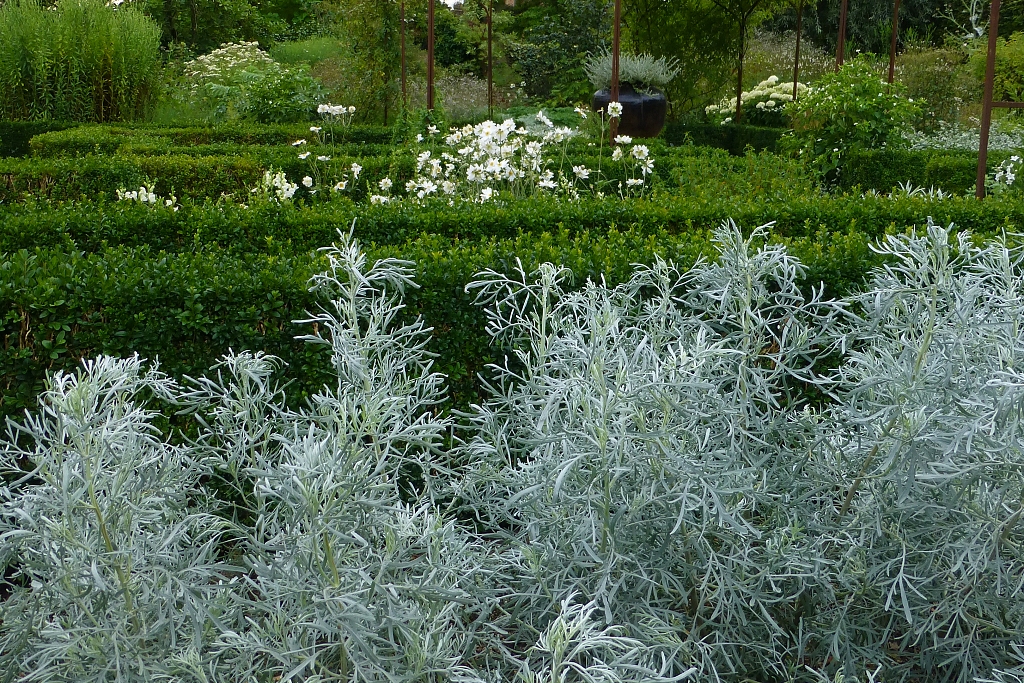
[0,0,161,122]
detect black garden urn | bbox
[592,82,667,138]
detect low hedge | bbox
[663,121,784,154]
[0,148,698,202]
[2,192,1020,257]
[0,225,882,423]
[27,123,396,157]
[0,121,78,158]
[839,149,1018,193]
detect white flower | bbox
[347,105,355,113]
[626,178,644,187]
[756,101,766,110]
[351,163,362,179]
[722,117,732,125]
[631,145,649,160]
[298,152,310,159]
[614,135,632,144]
[310,126,322,133]
[467,165,484,182]
[302,176,313,187]
[574,106,588,119]
[334,180,349,191]
[292,139,307,146]
[480,187,494,201]
[427,125,439,136]
[317,155,331,161]
[764,100,776,109]
[538,177,557,189]
[536,110,554,127]
[369,194,391,204]
[441,180,456,195]
[611,148,623,161]
[379,177,393,191]
[607,101,623,118]
[572,165,590,180]
[416,134,424,142]
[640,159,654,175]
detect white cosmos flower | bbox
[441,180,456,195]
[292,139,307,146]
[317,155,331,161]
[480,187,494,201]
[427,125,438,136]
[611,148,623,161]
[607,101,623,118]
[310,126,322,132]
[614,135,632,144]
[572,165,590,180]
[536,110,554,127]
[641,159,654,175]
[574,106,588,119]
[334,180,348,191]
[302,176,314,187]
[298,152,310,159]
[369,194,391,204]
[631,145,649,160]
[416,134,424,142]
[379,177,393,191]
[626,178,644,187]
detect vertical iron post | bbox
[836,0,849,68]
[487,0,493,119]
[887,0,901,83]
[977,0,1001,198]
[400,0,407,108]
[610,0,621,140]
[793,0,803,100]
[427,0,435,110]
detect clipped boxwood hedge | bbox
[839,148,1018,193]
[27,122,396,156]
[0,225,881,423]
[663,121,784,154]
[0,121,77,158]
[2,193,1021,256]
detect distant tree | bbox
[707,0,790,122]
[622,0,736,113]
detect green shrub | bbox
[785,57,922,179]
[662,122,783,154]
[971,31,1024,104]
[0,122,78,158]
[0,0,161,122]
[839,149,1016,193]
[28,122,395,157]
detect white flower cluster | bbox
[991,154,1022,193]
[182,42,275,91]
[374,117,595,205]
[317,103,356,127]
[116,184,178,210]
[705,75,809,122]
[252,169,298,201]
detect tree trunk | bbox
[734,18,746,123]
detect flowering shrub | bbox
[116,183,179,210]
[784,57,922,178]
[174,42,324,123]
[705,75,808,126]
[988,154,1024,195]
[288,107,655,205]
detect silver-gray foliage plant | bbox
[3,222,1024,682]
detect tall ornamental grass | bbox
[3,223,1024,682]
[0,0,161,122]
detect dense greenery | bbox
[0,0,162,122]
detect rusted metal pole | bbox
[977,0,1001,198]
[887,0,901,83]
[401,0,407,108]
[487,0,493,119]
[610,0,621,140]
[793,0,803,100]
[427,0,435,110]
[836,0,849,68]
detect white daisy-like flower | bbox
[302,176,313,187]
[317,155,331,161]
[310,126,322,133]
[298,152,310,159]
[292,139,307,146]
[351,163,362,179]
[334,180,348,191]
[573,165,590,180]
[611,148,623,161]
[631,145,649,160]
[614,135,632,144]
[607,101,623,118]
[480,187,495,201]
[379,177,393,191]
